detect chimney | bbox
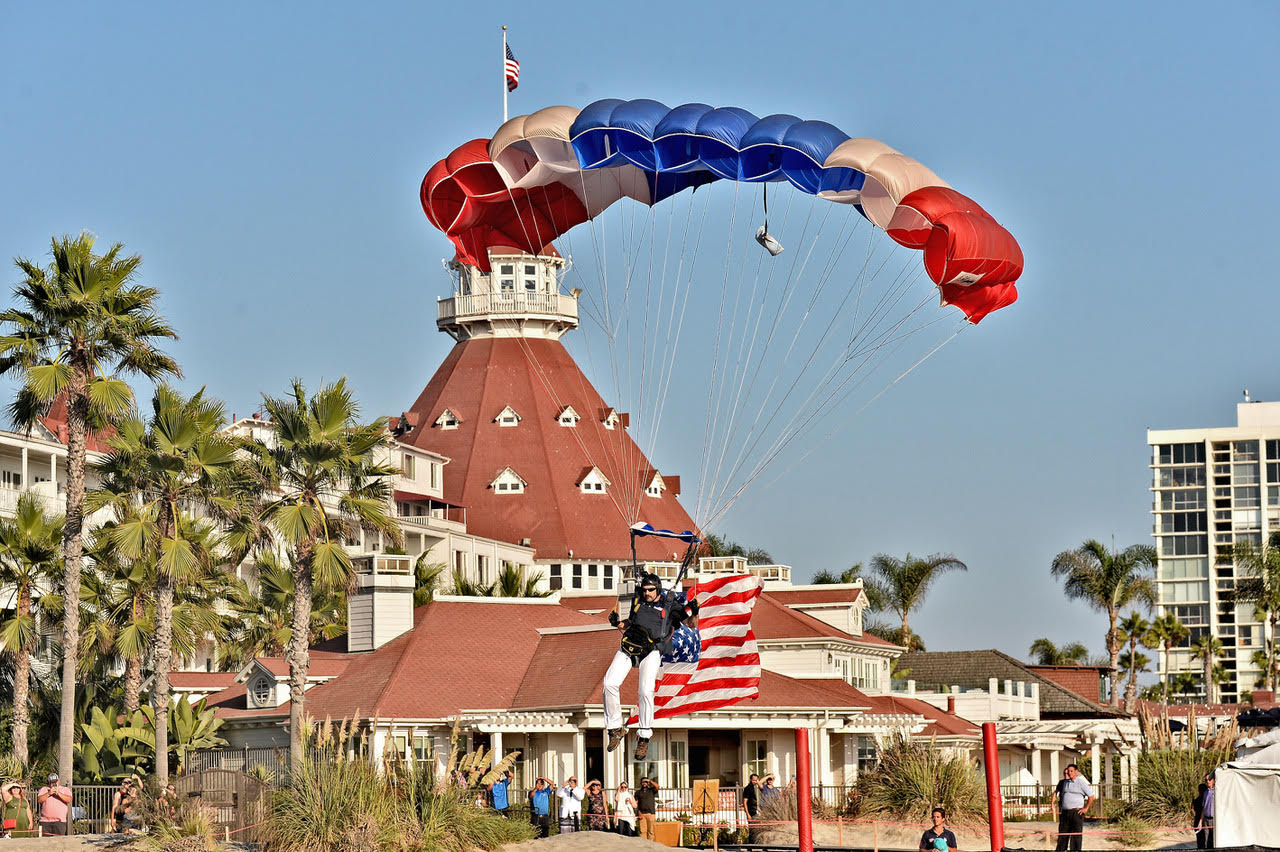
[946,694,956,715]
[347,554,415,652]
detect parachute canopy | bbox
[421,98,1023,323]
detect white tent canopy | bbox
[1216,760,1280,847]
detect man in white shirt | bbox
[1054,764,1094,851]
[556,776,584,833]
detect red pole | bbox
[796,727,814,852]
[982,722,1005,852]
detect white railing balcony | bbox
[353,553,413,576]
[437,292,579,325]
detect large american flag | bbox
[629,573,762,722]
[504,43,520,92]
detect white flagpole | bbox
[502,25,508,123]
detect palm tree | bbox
[1117,612,1151,709]
[1118,649,1151,704]
[1,233,179,778]
[1220,532,1280,693]
[0,492,64,765]
[1050,540,1157,707]
[1170,671,1199,701]
[1191,635,1224,703]
[90,385,237,783]
[1144,612,1190,709]
[1028,638,1091,666]
[245,379,401,764]
[864,553,966,651]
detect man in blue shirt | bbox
[487,769,512,817]
[1193,772,1215,849]
[920,807,958,851]
[1054,764,1094,851]
[528,777,553,838]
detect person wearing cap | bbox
[527,776,553,838]
[555,776,584,833]
[36,773,72,836]
[2,780,35,838]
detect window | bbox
[495,406,521,427]
[1158,443,1205,465]
[430,463,440,489]
[1234,464,1260,485]
[413,735,432,763]
[571,563,582,590]
[579,467,610,494]
[856,736,878,775]
[603,564,614,591]
[524,278,537,292]
[1160,557,1209,580]
[251,676,272,707]
[0,470,20,488]
[745,739,767,780]
[435,409,460,430]
[1157,467,1206,487]
[1161,534,1207,556]
[1233,441,1259,462]
[558,406,580,427]
[1160,511,1206,533]
[1159,489,1206,511]
[549,564,563,591]
[1160,580,1209,604]
[400,453,416,479]
[491,468,526,494]
[500,278,515,294]
[500,264,514,275]
[1235,486,1261,508]
[1267,439,1280,461]
[646,475,664,497]
[670,740,688,788]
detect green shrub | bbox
[1108,815,1156,847]
[1130,749,1227,826]
[856,735,986,825]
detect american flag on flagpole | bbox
[504,43,520,92]
[629,573,762,723]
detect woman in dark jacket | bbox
[583,779,610,830]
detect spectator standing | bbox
[1054,764,1094,852]
[635,777,659,841]
[556,776,584,833]
[919,807,959,851]
[614,782,637,836]
[488,769,512,818]
[583,780,610,831]
[36,773,72,836]
[528,777,553,838]
[2,781,36,838]
[1193,772,1215,849]
[760,775,779,808]
[742,773,761,827]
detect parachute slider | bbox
[755,225,784,256]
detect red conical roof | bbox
[399,337,697,561]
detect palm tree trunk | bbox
[12,587,33,765]
[1107,613,1121,707]
[1161,643,1170,710]
[287,545,316,768]
[58,371,90,790]
[123,654,144,714]
[154,577,175,784]
[1124,638,1139,710]
[1203,651,1212,704]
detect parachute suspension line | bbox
[719,321,969,530]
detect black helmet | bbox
[640,573,662,593]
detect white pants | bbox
[603,648,661,737]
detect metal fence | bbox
[999,783,1136,820]
[190,746,290,781]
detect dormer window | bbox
[645,473,665,498]
[435,409,461,430]
[602,409,620,431]
[250,675,272,707]
[491,467,527,494]
[494,406,521,427]
[577,466,611,494]
[558,406,580,427]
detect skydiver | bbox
[603,572,698,760]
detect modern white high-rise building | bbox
[1147,397,1280,702]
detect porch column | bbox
[1049,748,1060,784]
[20,446,28,488]
[1118,747,1130,792]
[492,731,503,765]
[1089,742,1101,787]
[1104,744,1114,798]
[50,453,56,487]
[816,726,831,787]
[574,728,586,785]
[1129,751,1140,785]
[1030,748,1043,786]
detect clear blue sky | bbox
[3,1,1278,661]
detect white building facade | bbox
[1147,398,1280,701]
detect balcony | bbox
[437,292,579,327]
